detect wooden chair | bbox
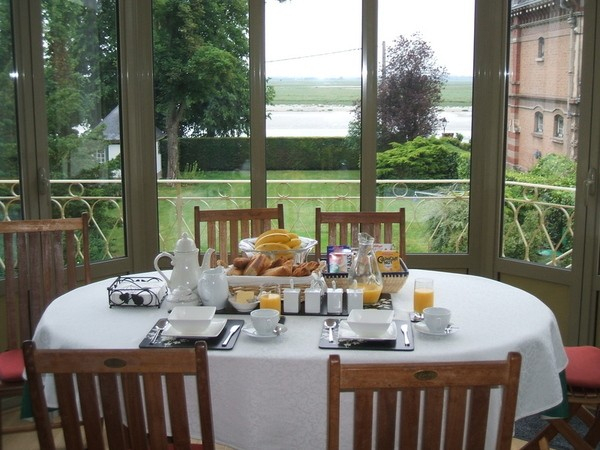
[0,214,91,447]
[327,352,522,450]
[23,340,216,450]
[194,204,284,265]
[522,345,600,450]
[315,207,406,261]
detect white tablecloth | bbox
[32,269,567,450]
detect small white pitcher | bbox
[197,266,229,310]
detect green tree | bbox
[376,136,467,187]
[347,34,447,152]
[153,0,250,179]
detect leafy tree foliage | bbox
[376,136,467,184]
[378,34,447,147]
[348,34,447,152]
[153,0,250,179]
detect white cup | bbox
[250,308,280,336]
[423,307,451,333]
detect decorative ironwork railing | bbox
[0,178,575,268]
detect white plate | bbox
[414,322,458,336]
[242,325,287,339]
[162,319,227,338]
[337,320,397,341]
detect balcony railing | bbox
[0,178,574,268]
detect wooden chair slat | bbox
[76,373,106,450]
[99,373,129,450]
[55,373,86,450]
[376,389,397,450]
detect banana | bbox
[255,232,291,247]
[256,229,288,241]
[255,242,291,252]
[288,238,302,249]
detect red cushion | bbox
[0,348,25,382]
[565,346,600,389]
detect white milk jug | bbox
[198,265,229,310]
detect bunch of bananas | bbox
[253,229,302,252]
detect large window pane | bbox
[265,0,362,238]
[503,0,582,268]
[0,0,19,220]
[42,0,124,261]
[377,0,474,255]
[153,0,250,252]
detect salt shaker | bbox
[346,280,364,312]
[327,281,343,314]
[283,279,300,314]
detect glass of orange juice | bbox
[259,289,282,313]
[413,278,434,316]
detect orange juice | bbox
[355,283,383,305]
[413,288,434,313]
[260,293,281,313]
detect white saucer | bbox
[337,321,397,341]
[162,319,227,338]
[414,322,458,336]
[242,325,287,339]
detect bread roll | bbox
[243,254,270,276]
[232,257,251,270]
[263,264,293,277]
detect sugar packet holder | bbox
[108,276,167,308]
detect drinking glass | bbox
[413,278,434,317]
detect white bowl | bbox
[168,306,216,334]
[228,295,259,313]
[346,309,394,337]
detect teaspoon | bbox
[324,319,337,343]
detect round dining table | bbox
[31,269,567,450]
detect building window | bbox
[534,111,543,134]
[537,37,545,60]
[554,115,564,139]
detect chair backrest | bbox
[23,340,216,450]
[327,352,522,450]
[315,208,406,261]
[0,214,91,349]
[194,204,284,265]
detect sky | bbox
[265,0,475,78]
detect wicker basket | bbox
[323,259,409,294]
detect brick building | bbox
[507,0,583,170]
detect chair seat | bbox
[565,346,600,389]
[0,349,24,382]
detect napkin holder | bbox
[108,276,167,308]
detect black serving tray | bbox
[318,319,414,351]
[139,319,244,350]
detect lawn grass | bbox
[269,77,473,107]
[157,170,437,254]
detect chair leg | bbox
[547,418,595,450]
[582,407,600,447]
[519,425,557,450]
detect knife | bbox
[221,324,241,347]
[400,323,410,346]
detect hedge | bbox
[159,137,359,173]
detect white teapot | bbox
[154,233,214,304]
